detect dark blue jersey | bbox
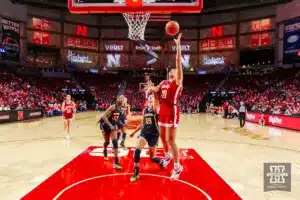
[100,104,121,125]
[119,104,126,119]
[142,107,159,135]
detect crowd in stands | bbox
[181,74,224,113]
[1,67,300,118]
[0,68,80,117]
[228,69,300,116]
[75,73,123,111]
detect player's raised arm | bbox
[100,105,116,129]
[174,33,183,86]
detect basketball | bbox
[165,21,180,36]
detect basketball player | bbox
[150,33,183,180]
[119,97,131,149]
[259,113,266,126]
[62,95,76,140]
[98,95,125,170]
[129,95,165,182]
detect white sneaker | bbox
[170,165,183,180]
[65,134,70,140]
[162,153,172,168]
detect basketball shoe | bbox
[113,162,123,170]
[130,173,140,182]
[170,164,183,180]
[65,133,70,140]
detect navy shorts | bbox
[100,121,120,134]
[140,130,159,147]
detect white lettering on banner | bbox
[1,19,20,33]
[136,45,161,51]
[67,50,92,64]
[107,54,121,68]
[246,113,255,120]
[104,44,124,51]
[172,45,191,52]
[203,55,225,65]
[269,116,283,125]
[181,54,190,68]
[29,112,42,117]
[285,22,300,33]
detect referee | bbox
[239,101,246,128]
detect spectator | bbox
[16,104,23,110]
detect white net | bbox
[123,12,151,41]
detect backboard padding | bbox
[68,0,203,14]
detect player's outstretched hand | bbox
[174,33,182,45]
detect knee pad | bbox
[134,149,141,163]
[104,141,109,148]
[112,139,118,149]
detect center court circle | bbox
[53,173,212,200]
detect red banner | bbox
[64,36,98,50]
[32,18,52,31]
[200,37,234,51]
[251,19,271,32]
[246,112,300,131]
[32,32,50,45]
[251,33,270,47]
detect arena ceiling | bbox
[17,0,292,11]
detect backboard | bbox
[68,0,203,14]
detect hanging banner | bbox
[61,49,99,69]
[199,51,237,73]
[101,40,129,52]
[284,19,300,54]
[200,37,235,51]
[64,36,98,51]
[1,18,20,61]
[167,41,197,52]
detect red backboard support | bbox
[68,0,203,14]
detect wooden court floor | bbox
[0,112,299,200]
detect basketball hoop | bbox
[123,12,151,41]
